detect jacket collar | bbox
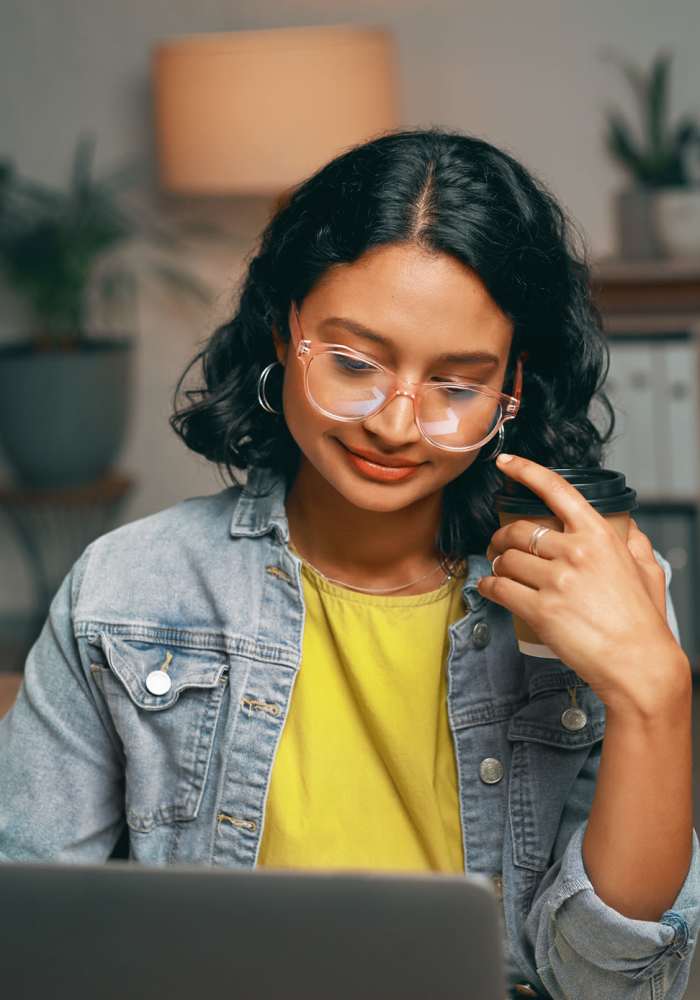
[229,464,488,611]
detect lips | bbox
[340,442,424,468]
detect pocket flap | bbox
[507,673,605,748]
[95,634,228,710]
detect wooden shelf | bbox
[591,256,700,315]
[593,256,700,281]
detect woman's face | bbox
[271,243,515,513]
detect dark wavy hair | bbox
[170,127,615,563]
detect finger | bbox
[495,454,603,534]
[491,548,551,591]
[488,519,565,563]
[477,569,541,622]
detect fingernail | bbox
[496,453,513,464]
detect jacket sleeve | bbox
[524,549,699,1000]
[0,544,126,861]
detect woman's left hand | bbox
[479,453,689,714]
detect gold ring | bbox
[528,525,551,558]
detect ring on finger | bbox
[528,525,551,558]
[491,554,503,575]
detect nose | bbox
[361,390,423,447]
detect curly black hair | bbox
[170,126,615,564]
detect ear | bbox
[270,324,288,366]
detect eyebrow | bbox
[319,316,500,367]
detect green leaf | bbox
[673,115,700,150]
[70,132,97,206]
[648,51,671,160]
[0,133,228,341]
[604,111,645,176]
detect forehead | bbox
[307,244,514,355]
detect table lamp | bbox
[152,23,399,200]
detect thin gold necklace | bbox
[289,540,455,594]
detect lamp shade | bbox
[152,24,399,196]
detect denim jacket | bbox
[1,463,698,999]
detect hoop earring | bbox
[477,425,505,462]
[257,362,283,415]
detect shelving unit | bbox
[590,256,700,675]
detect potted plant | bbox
[0,133,222,488]
[602,49,700,258]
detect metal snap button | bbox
[479,757,504,784]
[513,984,538,997]
[146,670,172,696]
[561,707,587,731]
[471,620,490,649]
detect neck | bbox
[284,457,449,594]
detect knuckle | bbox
[568,543,588,566]
[488,574,504,596]
[554,566,576,593]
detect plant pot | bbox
[0,335,134,489]
[654,185,700,256]
[613,187,664,259]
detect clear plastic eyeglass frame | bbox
[288,302,526,453]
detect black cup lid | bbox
[493,467,638,516]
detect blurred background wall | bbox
[1,0,699,643]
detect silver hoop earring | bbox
[257,362,283,415]
[477,425,505,462]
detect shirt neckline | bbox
[289,543,465,607]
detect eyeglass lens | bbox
[307,352,502,449]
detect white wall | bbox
[1,0,699,616]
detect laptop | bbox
[0,861,507,999]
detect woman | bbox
[0,128,697,999]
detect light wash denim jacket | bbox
[1,463,698,999]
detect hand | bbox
[478,454,688,713]
[625,517,668,622]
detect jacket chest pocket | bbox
[88,633,229,833]
[506,672,605,872]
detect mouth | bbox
[336,440,426,482]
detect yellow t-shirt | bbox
[257,551,466,874]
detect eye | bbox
[441,385,481,400]
[331,352,378,373]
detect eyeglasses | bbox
[288,303,525,452]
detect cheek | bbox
[280,364,335,449]
[438,449,481,485]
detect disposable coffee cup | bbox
[493,468,638,658]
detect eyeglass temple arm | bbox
[513,351,528,401]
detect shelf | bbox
[593,256,700,282]
[591,257,700,315]
[602,315,700,336]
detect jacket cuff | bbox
[548,820,699,979]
